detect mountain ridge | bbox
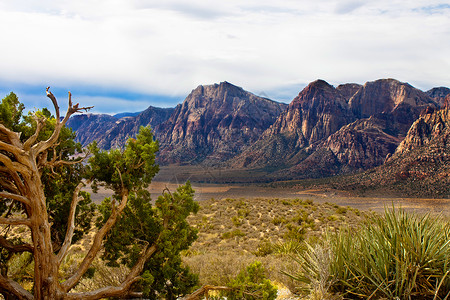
[66,78,450,196]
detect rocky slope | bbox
[66,79,448,188]
[284,79,437,178]
[156,81,287,164]
[333,103,450,197]
[232,79,356,168]
[67,106,174,148]
[426,87,450,107]
[234,79,436,178]
[66,113,118,147]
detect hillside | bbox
[66,79,450,193]
[156,81,287,164]
[331,101,450,197]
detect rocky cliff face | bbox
[290,116,401,177]
[291,79,437,177]
[426,87,450,107]
[66,114,118,146]
[156,81,287,164]
[66,106,174,148]
[334,105,450,197]
[348,79,436,135]
[66,78,448,186]
[233,80,356,168]
[236,79,438,178]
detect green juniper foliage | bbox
[0,92,199,298]
[224,261,278,300]
[90,126,200,299]
[0,93,95,282]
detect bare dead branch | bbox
[0,153,27,194]
[62,188,130,292]
[65,244,157,300]
[0,274,33,300]
[33,88,93,155]
[0,140,25,157]
[0,236,33,253]
[0,173,19,194]
[0,191,30,206]
[0,124,22,148]
[23,115,46,151]
[0,217,31,227]
[46,86,60,121]
[57,182,84,264]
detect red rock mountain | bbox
[289,79,436,178]
[233,80,356,168]
[234,79,437,179]
[67,78,447,185]
[155,81,287,164]
[426,87,450,107]
[335,105,450,197]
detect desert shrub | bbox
[284,224,306,241]
[253,240,275,257]
[222,229,246,239]
[272,216,288,226]
[287,208,450,299]
[335,206,347,215]
[282,200,293,206]
[223,261,278,300]
[232,216,244,227]
[238,208,250,218]
[291,210,315,229]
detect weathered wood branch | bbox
[0,236,33,253]
[62,188,130,292]
[0,140,25,157]
[0,217,31,227]
[0,153,29,194]
[57,182,84,264]
[0,157,31,179]
[33,88,93,155]
[66,244,157,300]
[45,86,60,121]
[23,115,46,151]
[0,191,30,206]
[0,124,22,148]
[0,174,19,195]
[0,274,33,300]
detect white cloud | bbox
[0,0,449,112]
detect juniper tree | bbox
[0,89,198,299]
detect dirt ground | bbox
[84,179,450,216]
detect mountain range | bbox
[66,79,450,196]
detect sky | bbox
[0,0,449,114]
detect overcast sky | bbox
[0,0,449,114]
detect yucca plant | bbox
[287,208,450,299]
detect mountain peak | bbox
[308,79,334,89]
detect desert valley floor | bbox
[85,167,450,216]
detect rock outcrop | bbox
[335,105,450,197]
[233,80,356,168]
[67,78,448,187]
[426,87,450,107]
[290,79,437,177]
[156,81,287,164]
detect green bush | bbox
[222,229,246,239]
[287,208,450,299]
[224,261,278,300]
